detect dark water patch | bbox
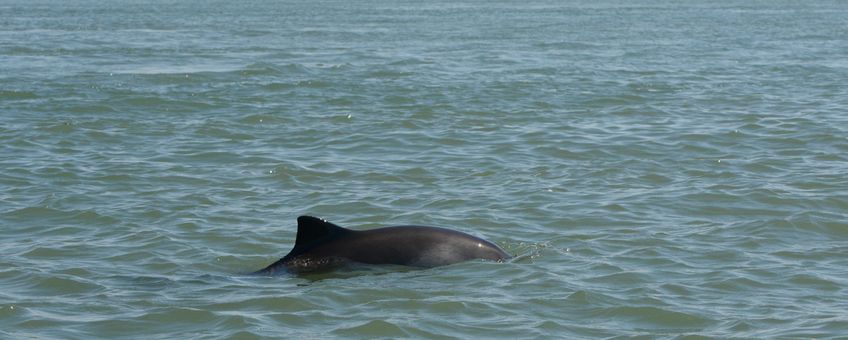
[237,114,294,125]
[200,296,321,313]
[786,274,842,292]
[2,207,114,232]
[29,275,106,296]
[5,206,69,220]
[195,126,256,142]
[136,307,218,324]
[332,320,414,338]
[324,94,367,106]
[36,121,76,134]
[259,81,309,91]
[0,90,39,100]
[783,211,848,238]
[367,68,415,79]
[225,331,262,339]
[66,103,117,114]
[0,304,25,328]
[113,96,220,113]
[149,174,216,187]
[593,306,715,331]
[583,271,655,287]
[240,62,312,77]
[13,319,67,332]
[564,290,591,304]
[703,276,777,292]
[382,94,416,105]
[387,57,434,66]
[19,246,82,260]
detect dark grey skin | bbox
[255,216,511,274]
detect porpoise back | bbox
[255,216,510,274]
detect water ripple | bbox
[4,0,848,338]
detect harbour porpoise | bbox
[255,216,511,274]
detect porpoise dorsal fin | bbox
[294,216,349,249]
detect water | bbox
[2,0,848,338]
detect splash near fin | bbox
[254,216,352,274]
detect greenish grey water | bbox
[2,0,848,338]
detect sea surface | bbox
[2,0,848,338]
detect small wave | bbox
[332,320,414,338]
[0,90,38,100]
[367,70,414,78]
[30,275,107,296]
[113,63,243,76]
[593,306,715,330]
[387,58,434,66]
[241,62,312,76]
